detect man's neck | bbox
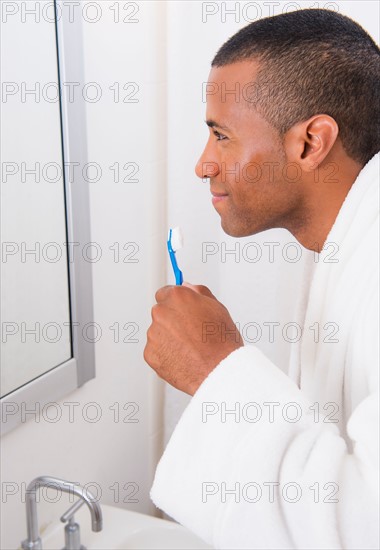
[291,151,363,252]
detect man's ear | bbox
[284,114,339,170]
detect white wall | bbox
[1,1,378,548]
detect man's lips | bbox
[211,191,229,204]
[211,191,228,197]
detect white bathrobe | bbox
[150,153,379,550]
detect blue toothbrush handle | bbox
[176,268,183,285]
[168,250,183,285]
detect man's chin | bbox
[220,219,260,238]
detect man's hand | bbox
[144,282,244,395]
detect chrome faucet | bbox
[21,476,103,550]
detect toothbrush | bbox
[167,227,183,285]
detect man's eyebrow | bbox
[205,119,230,131]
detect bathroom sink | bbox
[41,504,212,549]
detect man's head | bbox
[195,9,380,247]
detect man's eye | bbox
[213,130,227,141]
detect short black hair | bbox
[212,9,380,166]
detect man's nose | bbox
[195,148,219,180]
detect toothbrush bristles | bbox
[170,226,184,251]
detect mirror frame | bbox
[0,1,95,436]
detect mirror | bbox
[1,0,71,396]
[1,0,95,434]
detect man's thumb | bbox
[182,282,218,300]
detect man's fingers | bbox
[155,285,174,302]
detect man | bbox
[144,9,379,549]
